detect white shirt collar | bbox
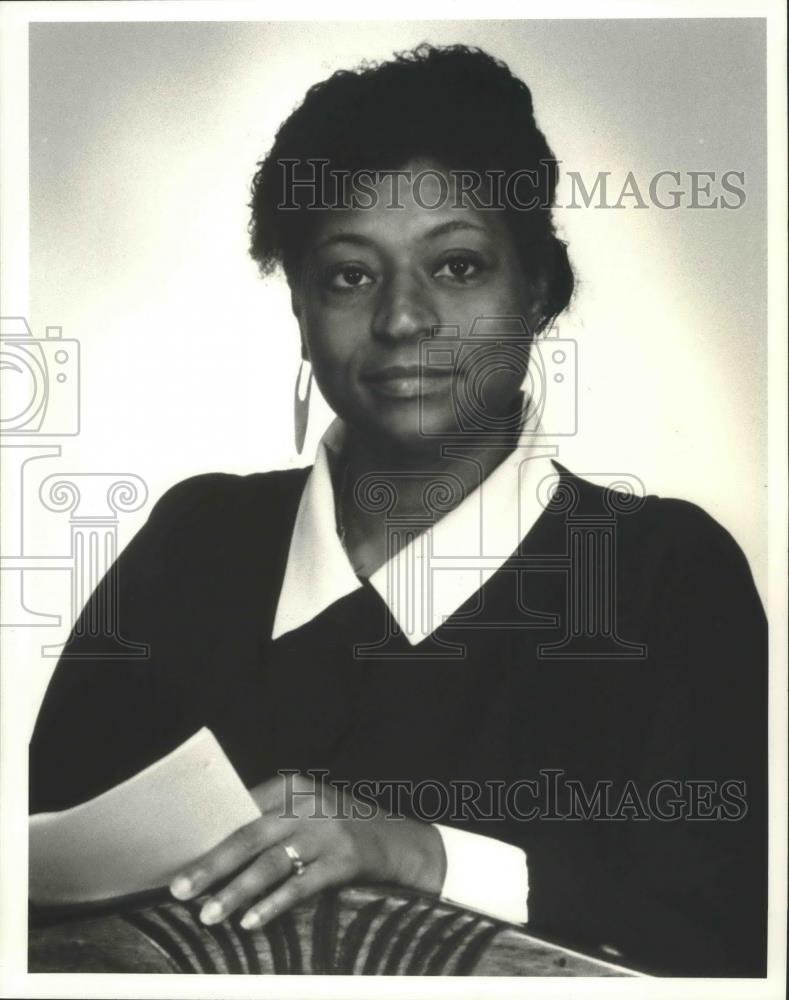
[271,413,558,645]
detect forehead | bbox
[307,161,510,251]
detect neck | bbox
[327,408,532,579]
[340,426,519,513]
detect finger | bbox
[169,815,297,900]
[251,773,289,814]
[198,842,297,925]
[258,771,322,818]
[239,861,335,930]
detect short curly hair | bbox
[249,43,573,330]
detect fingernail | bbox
[240,911,261,930]
[170,876,193,900]
[200,900,224,925]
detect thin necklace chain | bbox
[335,459,350,548]
[336,460,381,579]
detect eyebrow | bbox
[424,220,487,239]
[313,220,487,252]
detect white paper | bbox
[29,728,262,905]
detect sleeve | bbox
[29,474,231,814]
[433,823,528,924]
[523,500,768,976]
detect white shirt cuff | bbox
[432,823,529,925]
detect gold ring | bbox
[283,843,305,877]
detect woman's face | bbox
[292,161,543,452]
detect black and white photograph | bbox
[0,2,786,998]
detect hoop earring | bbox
[294,359,313,455]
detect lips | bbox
[361,363,452,399]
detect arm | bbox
[32,470,525,930]
[433,823,528,924]
[523,501,768,976]
[29,475,231,813]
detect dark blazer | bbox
[29,464,768,977]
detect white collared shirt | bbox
[271,413,559,925]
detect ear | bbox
[289,283,303,320]
[526,271,550,335]
[289,284,310,362]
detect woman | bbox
[29,44,767,976]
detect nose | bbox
[371,270,439,343]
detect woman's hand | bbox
[169,772,446,930]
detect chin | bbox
[368,400,463,451]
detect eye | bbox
[326,265,374,291]
[433,254,483,282]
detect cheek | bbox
[492,271,534,316]
[303,306,354,367]
[300,307,369,415]
[446,277,532,330]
